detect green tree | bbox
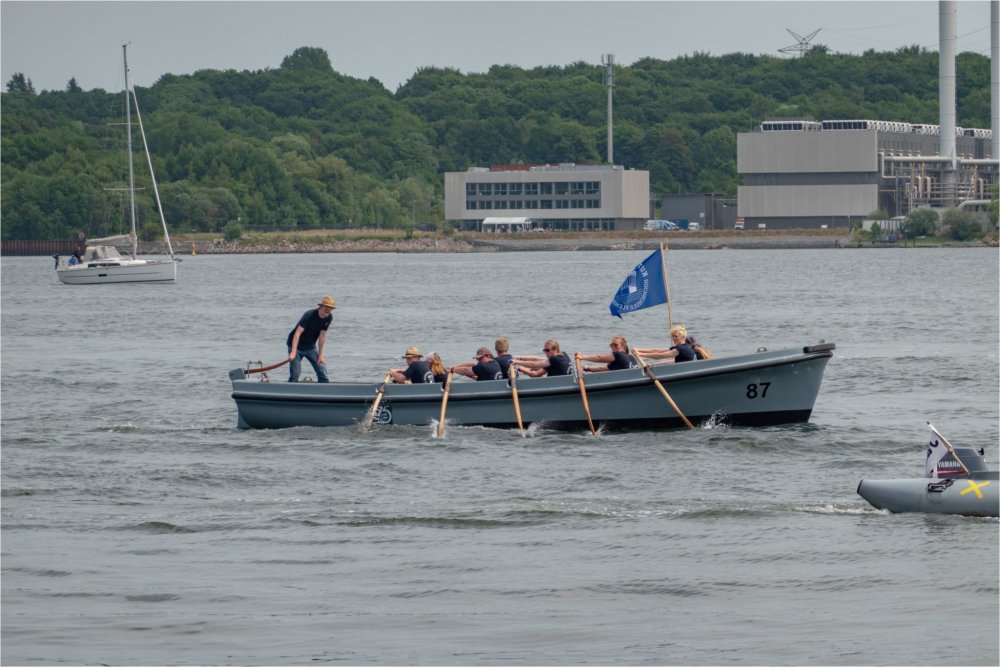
[5,73,35,94]
[280,47,333,72]
[902,209,938,238]
[942,209,982,241]
[869,221,882,241]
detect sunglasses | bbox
[543,347,554,352]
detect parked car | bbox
[644,219,679,231]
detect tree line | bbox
[2,45,993,241]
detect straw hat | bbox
[317,295,337,309]
[404,347,423,358]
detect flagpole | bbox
[660,240,673,333]
[927,422,972,476]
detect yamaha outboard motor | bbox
[926,447,988,478]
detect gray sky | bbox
[1,1,995,93]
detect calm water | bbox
[2,248,998,666]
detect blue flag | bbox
[609,248,668,318]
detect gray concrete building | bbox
[660,193,737,231]
[444,164,650,231]
[737,118,996,229]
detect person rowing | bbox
[515,339,572,377]
[576,335,640,372]
[389,347,435,383]
[451,347,504,381]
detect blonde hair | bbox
[670,325,687,338]
[427,352,445,376]
[544,339,560,353]
[611,335,630,352]
[495,336,510,354]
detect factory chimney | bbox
[939,0,957,205]
[991,0,998,161]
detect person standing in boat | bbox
[515,340,572,377]
[389,347,434,384]
[286,295,336,383]
[576,335,640,372]
[451,347,504,381]
[494,337,515,379]
[634,325,697,363]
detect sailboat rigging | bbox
[56,44,178,285]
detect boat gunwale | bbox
[231,347,834,406]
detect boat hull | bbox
[230,344,834,431]
[857,472,999,518]
[57,259,177,285]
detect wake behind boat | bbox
[56,44,177,285]
[229,343,835,431]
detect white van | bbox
[687,222,700,231]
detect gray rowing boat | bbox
[229,342,834,431]
[858,447,998,518]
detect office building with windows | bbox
[444,164,650,231]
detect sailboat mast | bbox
[123,44,138,258]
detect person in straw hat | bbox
[286,295,336,382]
[389,347,434,384]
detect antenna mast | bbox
[779,28,821,57]
[602,53,614,165]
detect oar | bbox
[244,358,290,374]
[509,365,525,436]
[574,355,597,436]
[361,372,394,428]
[635,355,695,430]
[437,370,455,438]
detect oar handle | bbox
[244,358,291,374]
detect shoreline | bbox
[164,232,995,254]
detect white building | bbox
[444,164,650,231]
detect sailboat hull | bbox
[57,258,177,284]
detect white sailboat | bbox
[57,44,177,285]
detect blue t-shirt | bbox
[496,353,514,379]
[286,308,333,350]
[404,360,434,384]
[609,350,640,371]
[671,343,696,363]
[472,359,503,381]
[546,353,572,376]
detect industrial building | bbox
[660,193,737,231]
[735,2,999,230]
[443,164,650,232]
[736,119,996,229]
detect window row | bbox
[465,181,601,196]
[466,199,602,210]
